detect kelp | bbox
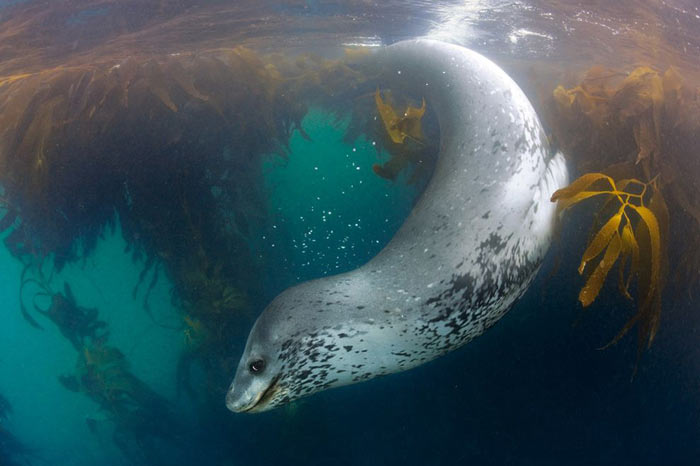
[18,275,186,464]
[60,338,185,464]
[0,44,382,283]
[0,427,31,466]
[2,393,31,465]
[0,47,302,271]
[374,89,426,144]
[273,50,439,184]
[68,340,170,416]
[551,174,665,362]
[369,89,437,183]
[174,249,250,401]
[26,281,107,351]
[547,64,699,361]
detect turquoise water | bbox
[259,109,417,294]
[0,223,182,465]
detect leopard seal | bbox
[226,39,568,413]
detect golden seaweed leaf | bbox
[375,89,425,144]
[551,173,666,350]
[550,172,613,212]
[579,230,622,306]
[629,205,661,304]
[578,210,623,275]
[617,222,640,300]
[0,73,33,87]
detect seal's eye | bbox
[249,359,265,374]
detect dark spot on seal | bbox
[480,232,509,255]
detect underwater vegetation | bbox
[21,273,185,464]
[374,89,426,145]
[61,339,184,464]
[371,88,437,183]
[551,173,665,368]
[24,280,108,349]
[0,47,301,269]
[0,393,32,466]
[546,65,699,363]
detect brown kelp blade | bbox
[550,172,613,202]
[552,170,666,361]
[375,89,426,144]
[579,231,623,307]
[550,172,615,213]
[617,223,640,300]
[578,210,623,276]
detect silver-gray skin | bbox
[226,39,568,413]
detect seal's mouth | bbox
[239,375,281,413]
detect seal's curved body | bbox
[226,39,568,413]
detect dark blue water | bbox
[1,1,699,466]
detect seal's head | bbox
[226,278,363,413]
[225,309,288,413]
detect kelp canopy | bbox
[0,47,303,269]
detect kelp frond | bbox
[552,173,667,356]
[370,89,436,183]
[374,88,425,144]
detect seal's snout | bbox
[226,371,282,413]
[225,383,254,413]
[225,388,243,412]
